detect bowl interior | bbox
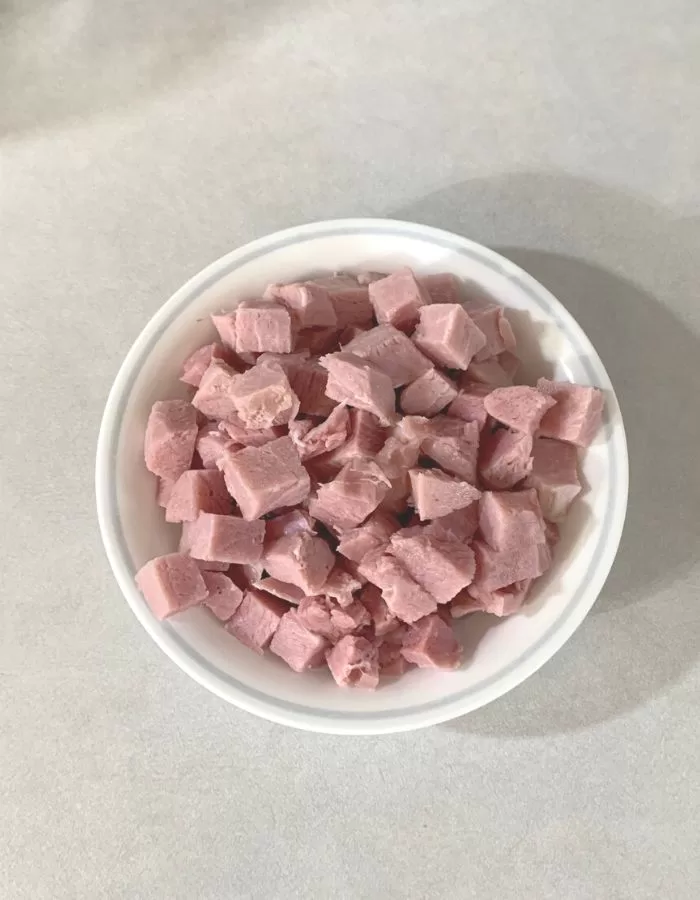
[99,221,627,733]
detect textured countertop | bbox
[2,2,699,897]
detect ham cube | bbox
[419,272,462,305]
[182,513,265,564]
[191,359,240,421]
[320,352,396,425]
[135,553,208,620]
[424,504,479,543]
[227,364,299,428]
[165,469,231,523]
[217,413,281,448]
[400,614,463,669]
[210,311,238,350]
[253,577,305,605]
[368,267,431,332]
[144,400,198,481]
[484,386,556,435]
[309,459,391,531]
[412,304,486,370]
[478,489,546,551]
[358,551,437,623]
[400,368,458,416]
[291,404,350,460]
[265,508,316,542]
[288,418,313,452]
[322,567,363,608]
[296,596,369,642]
[181,342,239,387]
[264,532,335,594]
[465,301,517,361]
[307,275,374,328]
[196,423,240,469]
[361,583,398,637]
[201,571,243,620]
[313,409,388,479]
[409,468,481,520]
[376,433,421,480]
[234,300,294,354]
[421,419,480,483]
[343,324,433,387]
[448,383,493,429]
[536,379,604,447]
[156,477,176,508]
[466,356,514,387]
[326,635,380,689]
[283,358,336,417]
[479,428,533,490]
[390,530,476,603]
[336,511,400,563]
[526,437,581,520]
[471,539,551,592]
[267,282,338,329]
[221,436,310,519]
[463,580,533,617]
[226,589,287,654]
[269,611,329,671]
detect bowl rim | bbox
[95,217,628,735]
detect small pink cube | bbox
[234,300,294,354]
[320,352,397,425]
[527,437,582,520]
[183,513,265,564]
[413,304,487,370]
[368,267,431,332]
[228,363,299,429]
[537,379,604,448]
[264,531,335,594]
[326,635,380,689]
[400,368,458,417]
[484,386,556,435]
[479,428,533,490]
[181,342,238,387]
[226,589,287,654]
[202,571,243,620]
[408,468,481,520]
[400,614,463,669]
[342,324,433,388]
[478,489,546,552]
[135,553,208,620]
[144,400,198,481]
[165,469,232,523]
[269,611,330,672]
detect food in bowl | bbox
[134,267,603,689]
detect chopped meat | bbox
[376,433,421,480]
[269,611,329,671]
[309,459,391,531]
[358,551,437,623]
[265,509,316,542]
[466,579,533,617]
[484,386,556,435]
[320,351,396,425]
[296,596,370,642]
[232,299,294,354]
[322,566,363,608]
[425,505,479,543]
[536,379,604,447]
[135,553,208,620]
[196,422,240,469]
[144,400,198,480]
[295,326,341,356]
[479,428,533,490]
[217,413,281,447]
[264,531,335,594]
[421,419,480,483]
[465,300,517,361]
[400,368,458,416]
[227,363,299,428]
[276,357,335,417]
[389,529,476,602]
[409,468,481,520]
[182,513,265,564]
[466,356,513,387]
[288,418,314,452]
[360,583,398,636]
[478,489,546,551]
[210,312,238,350]
[447,383,493,429]
[413,304,487,370]
[471,539,552,592]
[291,404,350,460]
[156,477,176,509]
[368,267,431,332]
[221,436,310,519]
[201,571,243,620]
[342,324,433,387]
[336,510,400,563]
[181,342,239,387]
[266,282,338,329]
[165,469,231,523]
[326,635,379,689]
[313,409,388,478]
[526,437,582,520]
[191,359,240,421]
[400,614,463,669]
[419,272,462,305]
[308,275,374,328]
[226,589,287,654]
[253,577,305,605]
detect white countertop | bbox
[2,2,699,897]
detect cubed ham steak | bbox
[342,324,433,387]
[320,351,396,425]
[368,268,431,332]
[144,400,198,481]
[136,553,208,620]
[413,304,487,370]
[526,437,581,520]
[536,379,604,448]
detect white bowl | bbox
[96,218,628,734]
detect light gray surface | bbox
[2,1,699,897]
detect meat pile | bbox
[136,268,604,689]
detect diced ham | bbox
[322,567,363,608]
[265,509,316,542]
[181,342,239,387]
[412,304,487,370]
[229,560,266,591]
[201,571,243,620]
[269,611,329,672]
[226,589,287,654]
[389,529,476,603]
[465,301,517,361]
[135,553,208,620]
[526,437,582,520]
[264,531,335,594]
[425,504,479,543]
[210,312,238,350]
[421,419,480,483]
[309,459,391,531]
[471,539,551,592]
[312,409,388,479]
[379,472,412,514]
[419,272,462,305]
[266,282,338,329]
[342,324,433,387]
[182,513,265,564]
[479,427,533,490]
[360,583,398,636]
[156,477,176,508]
[233,299,294,354]
[320,351,396,425]
[466,579,533,617]
[144,400,198,480]
[447,383,493,429]
[368,268,431,332]
[358,551,437,623]
[196,423,240,469]
[295,326,341,356]
[484,386,556,435]
[466,356,513,387]
[221,436,310,520]
[288,418,314,452]
[536,379,604,448]
[191,359,240,421]
[338,325,365,345]
[409,468,481,520]
[479,489,546,551]
[280,358,336,417]
[164,469,231,523]
[400,368,458,416]
[376,433,421,480]
[400,614,463,669]
[227,364,299,428]
[307,275,374,328]
[217,413,281,448]
[296,596,370,642]
[336,511,400,563]
[291,404,350,460]
[253,577,305,605]
[326,635,379,689]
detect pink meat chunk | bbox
[196,423,240,469]
[313,409,388,479]
[400,368,458,417]
[288,419,314,452]
[217,413,281,448]
[165,469,232,523]
[338,325,365,346]
[234,300,294,354]
[412,304,487,370]
[295,326,341,356]
[526,437,582,520]
[322,566,363,608]
[292,404,350,460]
[192,359,240,421]
[309,459,391,531]
[269,611,329,672]
[296,596,369,642]
[479,489,546,551]
[283,358,336,417]
[376,433,421,480]
[326,635,379,689]
[409,468,481,520]
[183,513,265,564]
[484,386,556,435]
[267,282,338,329]
[471,539,552,592]
[264,531,335,594]
[135,553,208,620]
[265,508,316,542]
[144,400,198,480]
[360,583,398,636]
[358,551,437,623]
[343,324,433,387]
[466,356,514,387]
[421,419,480,483]
[425,504,479,543]
[181,342,239,387]
[479,427,533,490]
[226,589,287,654]
[419,272,462,305]
[536,379,604,448]
[379,472,412,514]
[156,477,176,508]
[466,301,517,361]
[308,275,374,328]
[400,614,463,669]
[336,511,400,563]
[368,267,431,332]
[448,383,493,429]
[227,363,299,428]
[253,577,305,605]
[389,529,476,603]
[320,351,396,425]
[464,580,533,617]
[221,436,310,519]
[201,571,243,620]
[210,312,238,350]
